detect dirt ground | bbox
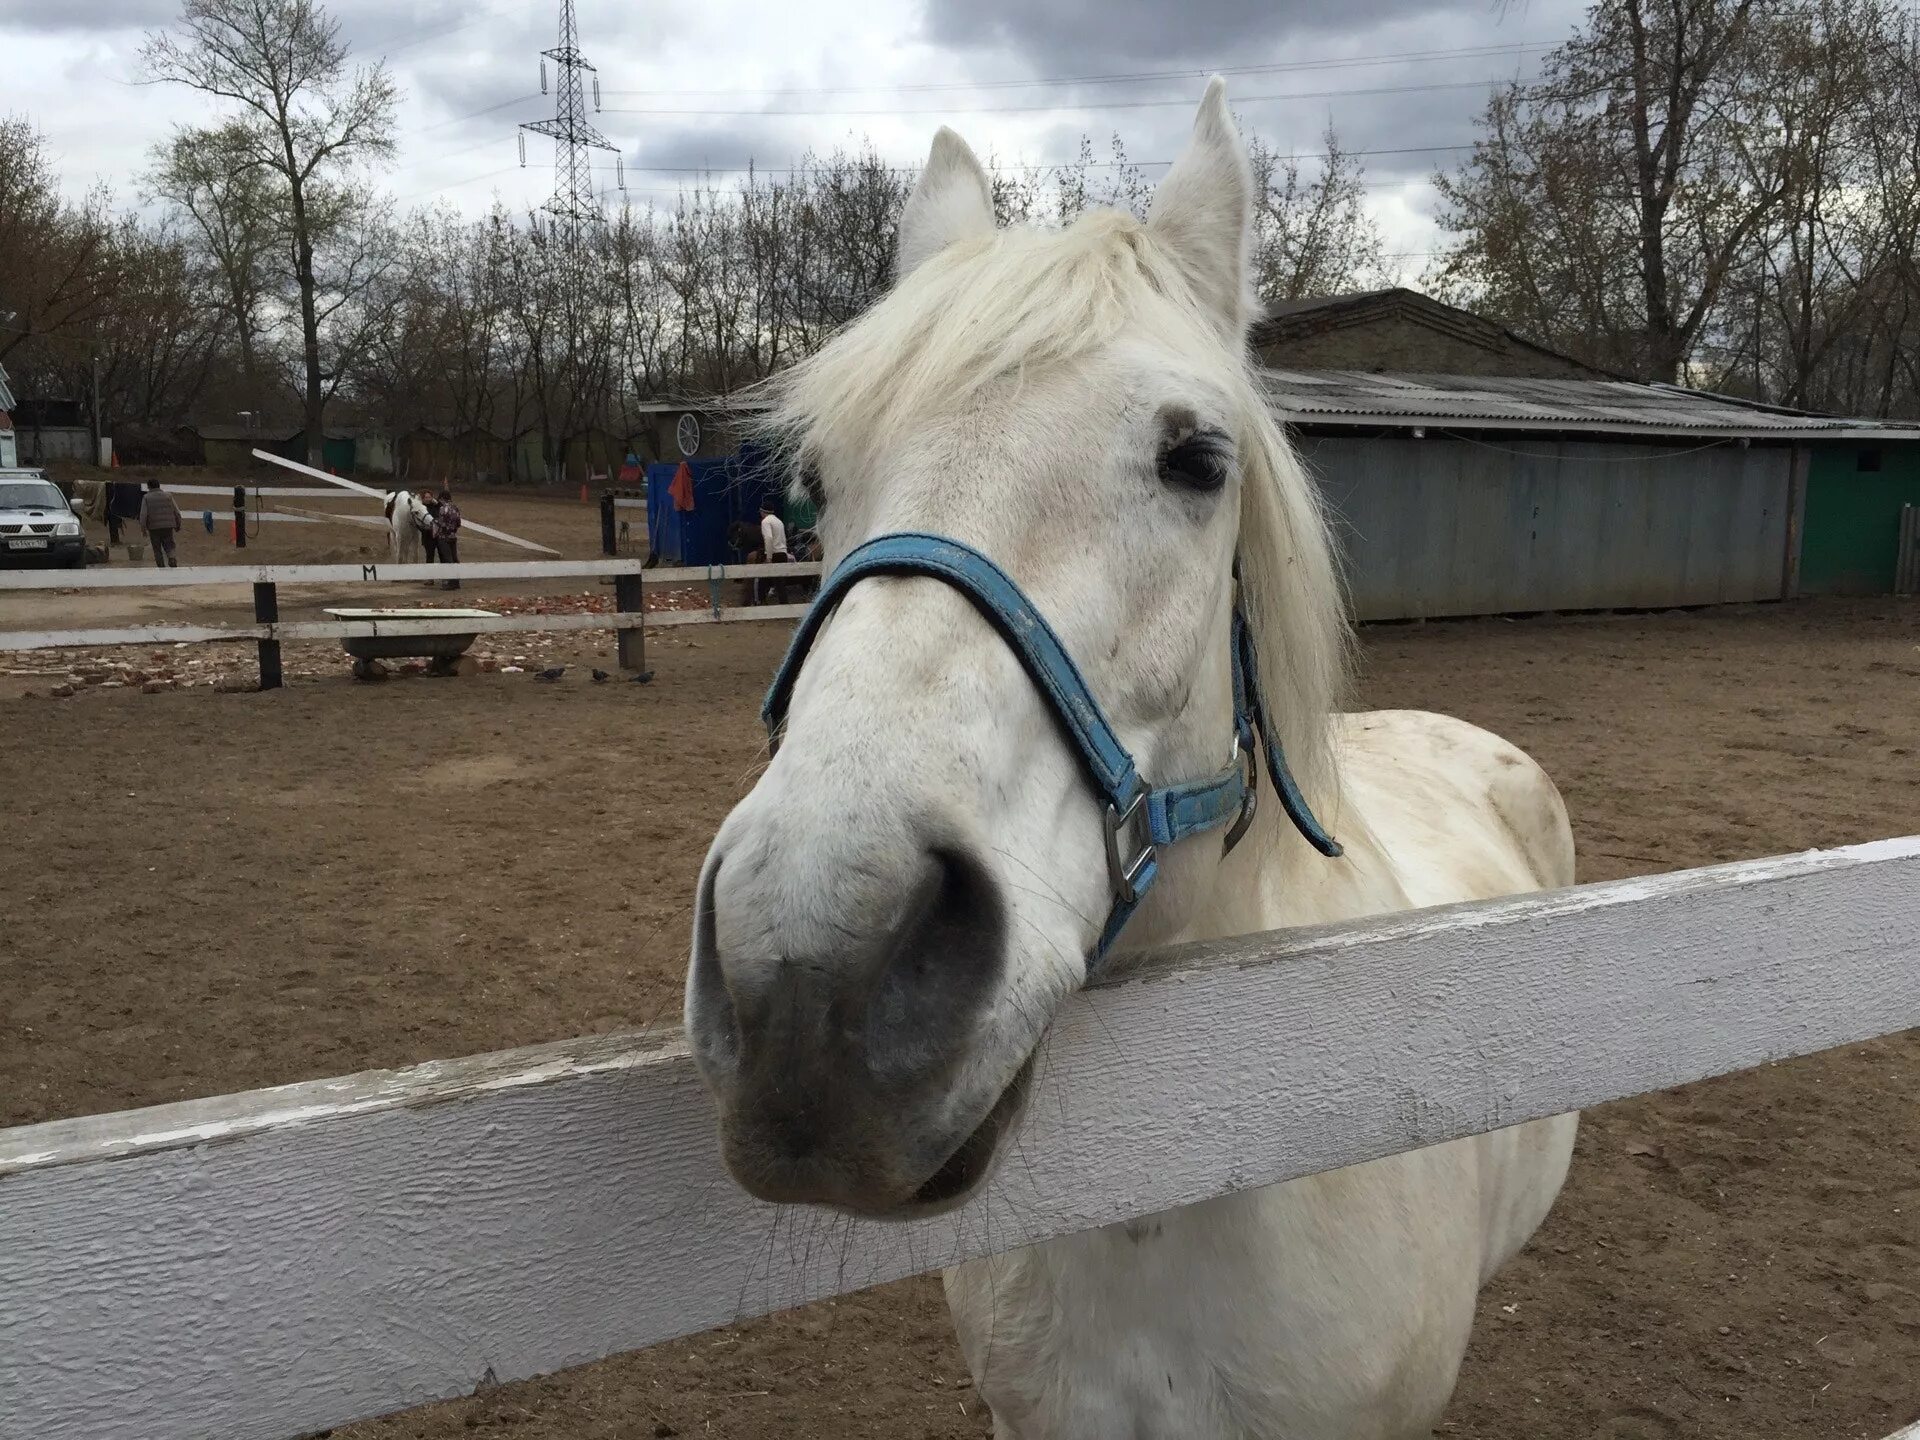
[3,580,1918,1440]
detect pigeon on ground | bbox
[534,666,567,682]
[629,669,655,684]
[591,668,611,683]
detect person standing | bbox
[416,495,439,568]
[138,479,183,568]
[419,492,443,583]
[759,501,789,562]
[433,488,463,590]
[756,502,792,604]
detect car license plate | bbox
[7,537,49,550]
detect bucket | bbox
[126,543,145,561]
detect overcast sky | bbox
[3,0,1589,265]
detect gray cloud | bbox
[923,0,1458,69]
[4,0,174,34]
[7,0,1581,259]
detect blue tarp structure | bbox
[645,440,788,566]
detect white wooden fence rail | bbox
[0,557,820,590]
[2,836,1917,1440]
[0,606,814,652]
[0,559,824,681]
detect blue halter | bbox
[762,532,1340,967]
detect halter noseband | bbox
[762,532,1340,968]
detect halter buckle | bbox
[1222,737,1259,856]
[1104,791,1154,906]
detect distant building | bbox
[175,422,301,471]
[625,399,765,464]
[7,389,92,464]
[1252,289,1613,381]
[1263,369,1920,616]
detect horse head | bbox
[686,80,1345,1218]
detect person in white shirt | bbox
[759,503,790,561]
[755,503,796,604]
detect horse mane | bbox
[757,207,1350,810]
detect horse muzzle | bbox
[686,832,1032,1216]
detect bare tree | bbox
[1433,0,1789,381]
[0,116,121,368]
[147,121,282,410]
[143,0,397,464]
[94,218,226,425]
[1247,127,1390,301]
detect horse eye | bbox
[1157,434,1233,492]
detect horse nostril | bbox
[686,855,741,1079]
[865,846,1008,1080]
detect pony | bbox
[384,489,431,565]
[684,80,1578,1439]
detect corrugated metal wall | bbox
[15,425,95,463]
[1295,436,1794,620]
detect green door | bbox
[1801,444,1920,594]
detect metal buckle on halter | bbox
[1104,791,1155,906]
[1222,737,1259,855]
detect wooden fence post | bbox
[614,572,648,679]
[252,582,281,690]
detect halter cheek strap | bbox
[762,531,1340,968]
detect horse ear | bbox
[897,127,996,280]
[1147,77,1255,340]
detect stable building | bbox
[1264,370,1920,620]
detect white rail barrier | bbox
[0,559,823,684]
[0,558,818,590]
[2,837,1917,1440]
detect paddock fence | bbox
[0,557,825,686]
[2,836,1918,1440]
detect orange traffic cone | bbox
[110,452,120,468]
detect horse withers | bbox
[684,80,1577,1440]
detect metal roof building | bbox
[1257,370,1920,619]
[1263,370,1920,440]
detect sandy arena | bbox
[3,491,1916,1439]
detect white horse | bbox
[384,489,430,565]
[686,80,1578,1440]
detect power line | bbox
[395,159,1448,206]
[354,0,544,60]
[416,93,543,135]
[402,60,1523,174]
[396,131,1477,184]
[598,142,1479,177]
[597,41,1552,100]
[601,76,1528,118]
[417,163,523,199]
